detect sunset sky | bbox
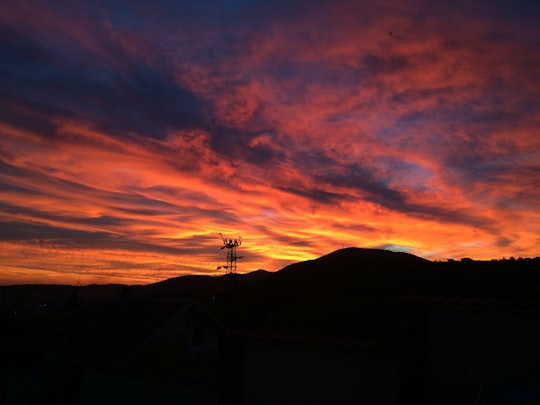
[1,0,539,285]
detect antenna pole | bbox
[218,234,242,277]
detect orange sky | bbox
[1,0,539,285]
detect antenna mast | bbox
[218,233,242,275]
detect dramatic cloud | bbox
[1,0,539,284]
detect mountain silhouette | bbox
[209,248,540,339]
[2,248,539,338]
[208,248,435,337]
[276,247,429,277]
[134,269,270,299]
[3,248,540,405]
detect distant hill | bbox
[277,247,430,276]
[0,269,272,309]
[209,248,540,338]
[133,269,271,299]
[2,248,539,339]
[3,244,540,405]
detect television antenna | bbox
[217,233,242,275]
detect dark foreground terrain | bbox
[2,248,540,404]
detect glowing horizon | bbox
[1,0,539,285]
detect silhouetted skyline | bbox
[0,1,539,285]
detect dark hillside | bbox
[211,248,434,338]
[3,249,539,405]
[2,250,539,342]
[210,249,540,341]
[134,269,271,300]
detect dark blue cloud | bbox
[320,164,404,204]
[209,126,286,166]
[444,0,540,21]
[0,23,205,141]
[276,186,346,206]
[133,0,309,27]
[316,163,492,228]
[0,218,217,258]
[0,25,56,78]
[0,220,112,242]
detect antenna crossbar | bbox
[218,233,242,275]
